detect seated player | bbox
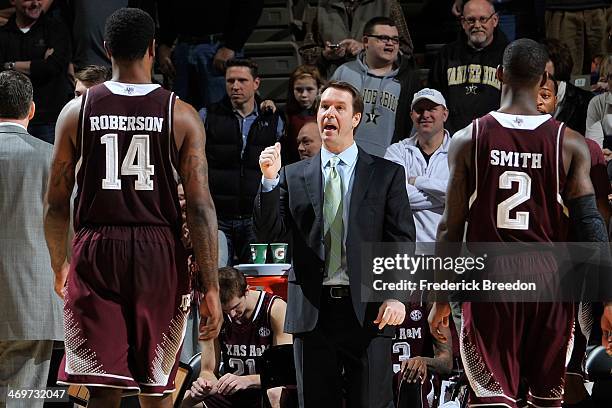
[392,302,453,408]
[182,267,292,408]
[537,71,612,407]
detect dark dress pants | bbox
[293,288,394,408]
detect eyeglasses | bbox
[365,34,400,45]
[461,12,497,26]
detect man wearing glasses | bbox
[330,16,421,157]
[429,0,508,135]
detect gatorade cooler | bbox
[247,275,289,300]
[236,263,291,301]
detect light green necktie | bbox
[324,156,343,277]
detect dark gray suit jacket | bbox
[254,148,416,335]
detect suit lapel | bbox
[304,153,324,260]
[349,148,374,222]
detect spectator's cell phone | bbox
[329,43,342,49]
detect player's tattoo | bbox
[178,105,218,293]
[50,159,75,190]
[428,334,453,375]
[182,153,208,186]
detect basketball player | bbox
[428,38,612,408]
[44,8,221,408]
[182,267,292,408]
[537,72,611,407]
[392,302,452,408]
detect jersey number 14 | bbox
[101,133,154,191]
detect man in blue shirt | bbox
[201,58,284,265]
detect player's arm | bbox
[174,99,222,340]
[429,126,473,342]
[436,127,471,245]
[182,339,220,406]
[429,323,453,375]
[563,129,612,354]
[200,338,221,382]
[402,322,453,383]
[44,97,80,299]
[270,298,292,346]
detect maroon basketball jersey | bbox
[391,303,433,374]
[466,112,569,242]
[74,82,180,230]
[220,291,278,376]
[392,303,434,408]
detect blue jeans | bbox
[172,42,243,110]
[28,123,55,144]
[217,217,258,266]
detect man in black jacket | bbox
[429,0,508,135]
[200,59,284,265]
[0,0,73,144]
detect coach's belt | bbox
[327,286,350,299]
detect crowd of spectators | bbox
[2,1,612,407]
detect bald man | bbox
[296,121,322,160]
[428,0,508,135]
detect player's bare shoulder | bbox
[448,123,474,167]
[561,126,591,170]
[562,127,590,155]
[55,96,84,147]
[172,98,205,152]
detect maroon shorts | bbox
[57,225,191,396]
[461,302,573,408]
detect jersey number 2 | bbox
[101,133,154,190]
[496,171,531,230]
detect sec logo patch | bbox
[410,310,422,321]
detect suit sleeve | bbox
[384,164,416,242]
[254,166,290,242]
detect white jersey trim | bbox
[74,90,89,198]
[167,92,180,183]
[462,122,477,209]
[62,371,135,381]
[251,291,266,322]
[57,380,140,391]
[104,81,161,96]
[489,111,551,130]
[555,123,569,216]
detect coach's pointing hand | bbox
[374,299,405,329]
[259,142,282,179]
